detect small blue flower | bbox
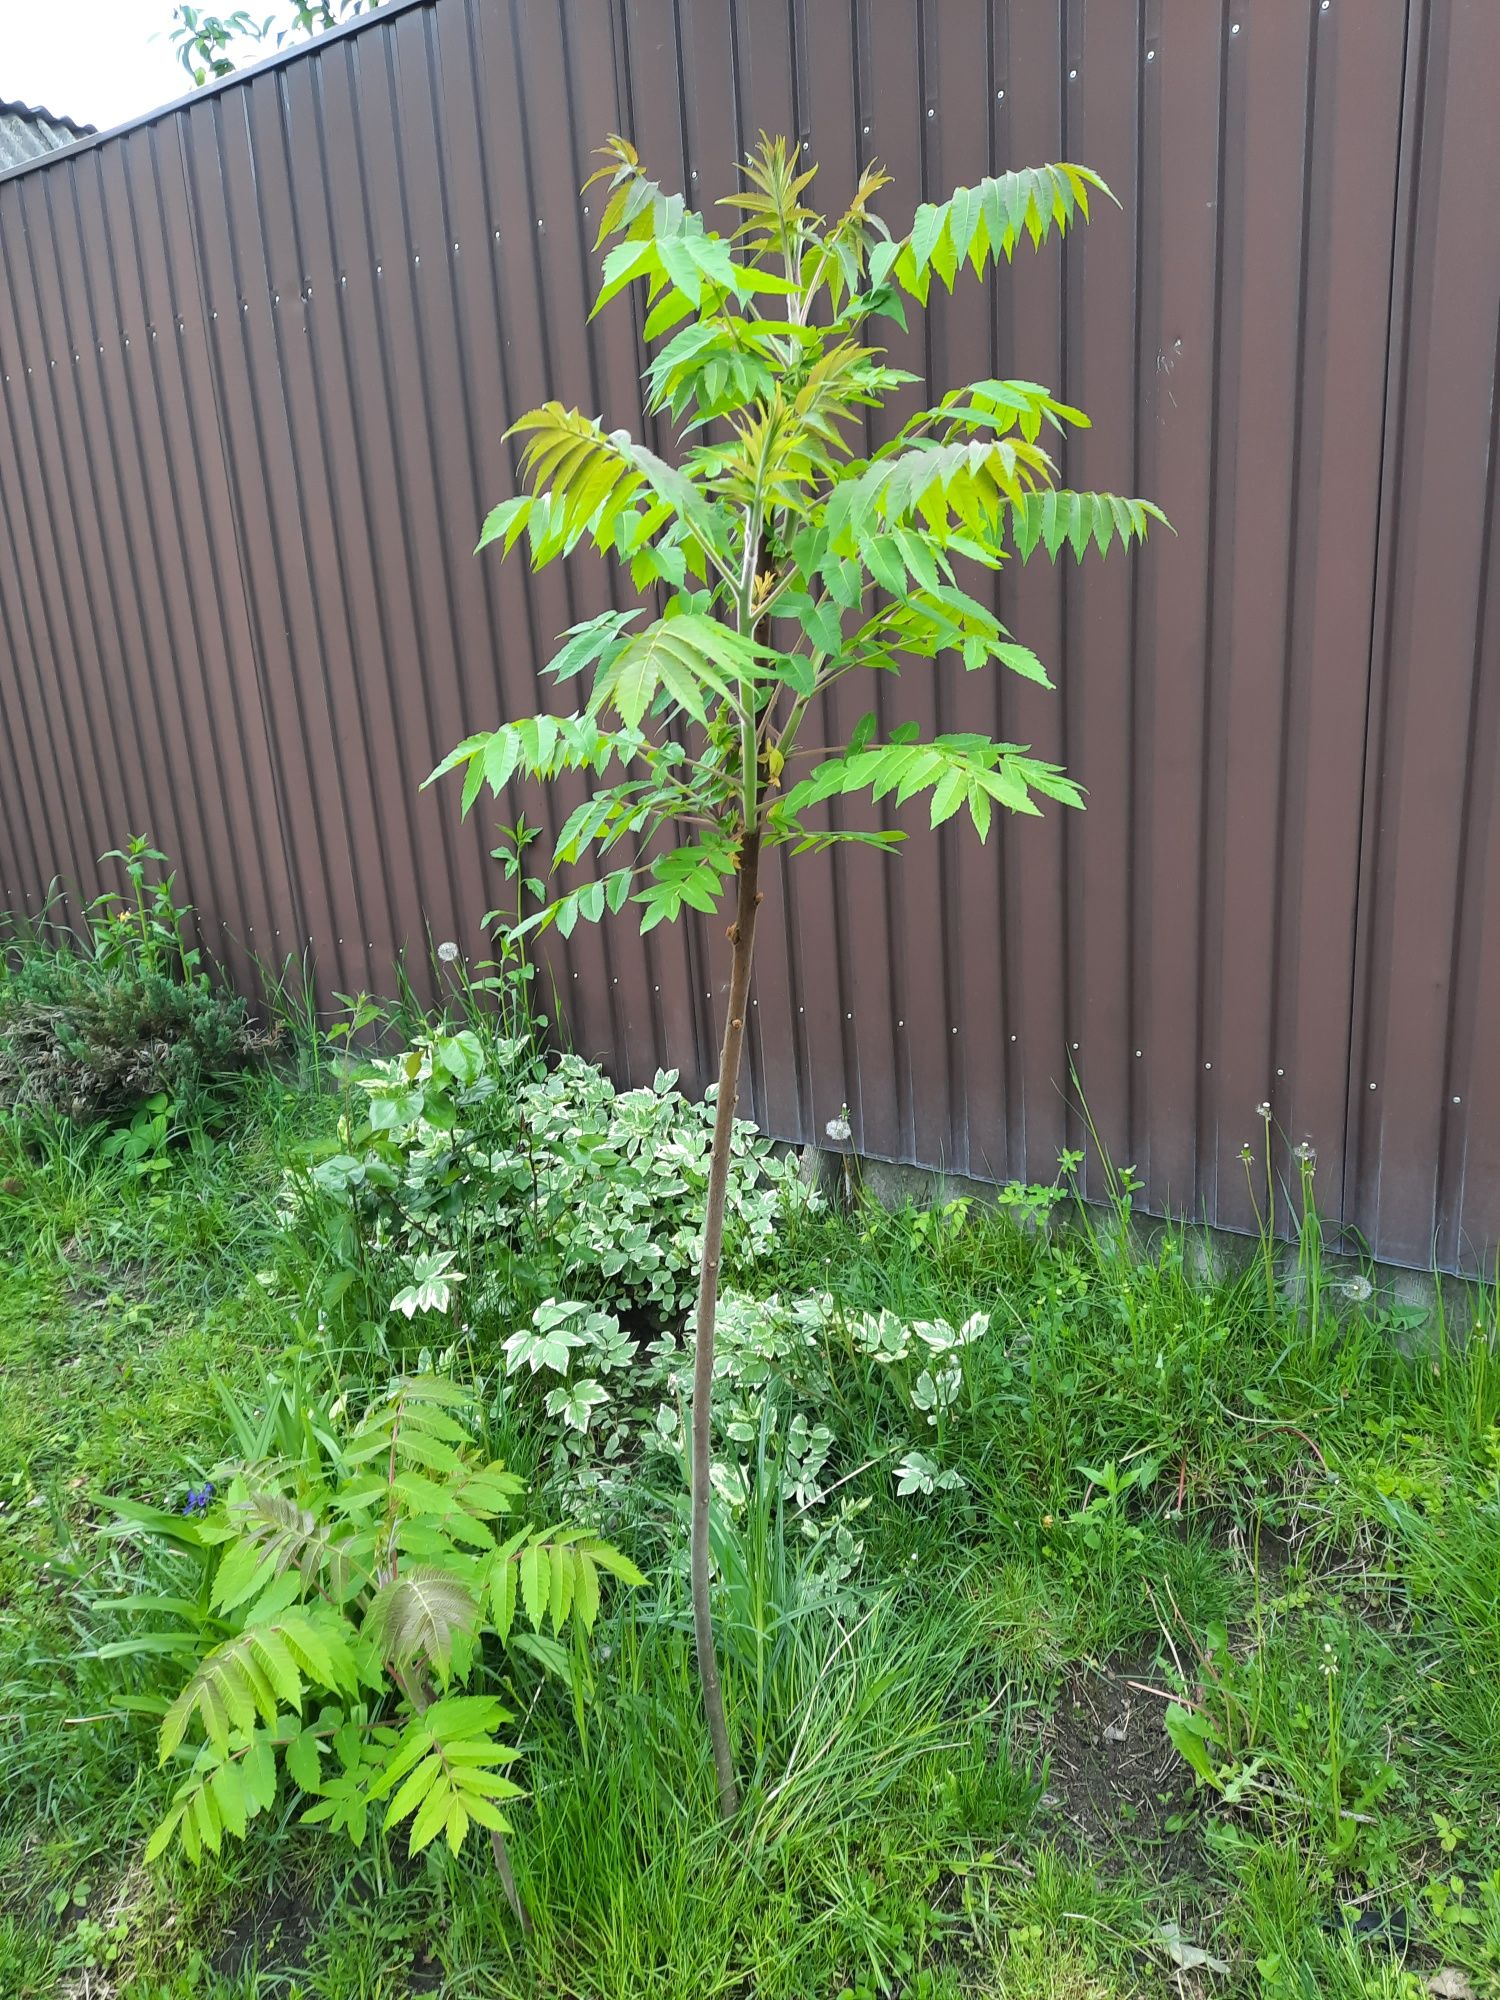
[180,1482,215,1517]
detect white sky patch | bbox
[2,0,215,132]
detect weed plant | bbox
[0,841,270,1130]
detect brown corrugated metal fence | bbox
[0,0,1495,1271]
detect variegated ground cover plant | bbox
[290,1026,814,1324]
[496,1290,996,1518]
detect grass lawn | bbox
[2,1046,1499,2000]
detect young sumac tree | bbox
[431,135,1164,1818]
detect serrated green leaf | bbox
[994,641,1053,687]
[211,1759,248,1840]
[286,1729,323,1791]
[250,1628,305,1711]
[573,1550,601,1633]
[144,1807,183,1865]
[391,1427,464,1476]
[968,780,993,841]
[198,1679,231,1755]
[392,1471,460,1517]
[583,1541,647,1587]
[424,1694,512,1741]
[908,201,946,276]
[243,1734,278,1814]
[193,1781,221,1855]
[454,1788,512,1834]
[520,1543,550,1631]
[475,494,530,554]
[211,1537,276,1615]
[279,1612,349,1694]
[490,1529,526,1641]
[406,1772,453,1854]
[483,729,521,797]
[549,1545,575,1633]
[929,767,967,827]
[383,1751,443,1831]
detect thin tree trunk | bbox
[690,824,763,1821]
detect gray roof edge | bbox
[0,96,96,138]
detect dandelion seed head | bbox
[437,941,460,962]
